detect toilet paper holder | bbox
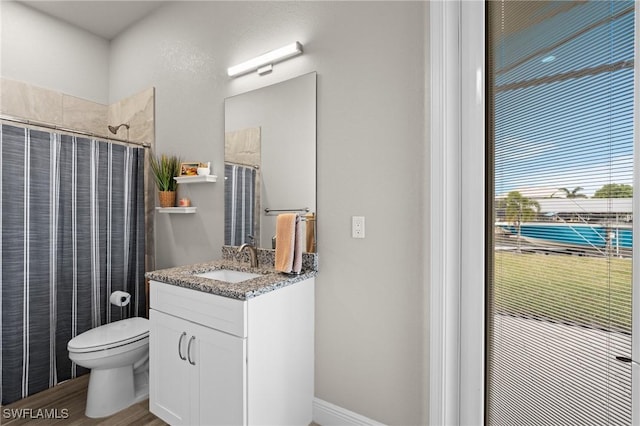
[110,291,131,320]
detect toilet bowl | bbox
[67,317,149,418]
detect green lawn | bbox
[493,251,632,333]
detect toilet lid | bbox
[68,317,149,353]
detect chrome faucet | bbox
[238,242,258,268]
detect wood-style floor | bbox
[2,374,167,425]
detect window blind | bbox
[488,1,635,425]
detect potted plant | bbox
[150,153,181,207]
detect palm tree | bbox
[505,191,540,252]
[558,186,587,199]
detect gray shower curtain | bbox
[225,163,257,246]
[1,124,146,405]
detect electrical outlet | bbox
[352,216,365,238]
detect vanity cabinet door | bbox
[150,308,247,425]
[149,309,193,425]
[189,320,247,425]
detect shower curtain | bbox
[224,163,257,246]
[0,124,146,405]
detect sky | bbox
[494,0,635,198]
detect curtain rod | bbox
[225,161,260,170]
[0,114,152,149]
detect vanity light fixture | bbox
[227,42,303,78]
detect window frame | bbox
[429,1,640,424]
[429,1,485,425]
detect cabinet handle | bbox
[187,336,196,366]
[178,332,187,361]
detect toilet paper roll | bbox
[110,291,131,307]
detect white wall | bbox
[0,1,110,104]
[1,1,429,423]
[110,2,428,424]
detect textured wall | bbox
[109,2,428,424]
[0,1,110,104]
[3,1,430,423]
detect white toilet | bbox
[67,317,150,418]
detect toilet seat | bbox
[68,317,149,353]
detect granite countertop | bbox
[145,247,318,300]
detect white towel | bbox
[292,216,304,274]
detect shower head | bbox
[108,123,130,135]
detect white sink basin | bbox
[195,269,261,283]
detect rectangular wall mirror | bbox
[224,71,317,252]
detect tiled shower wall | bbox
[1,78,109,136]
[0,78,156,272]
[108,86,155,146]
[0,77,154,145]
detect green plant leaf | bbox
[150,153,181,191]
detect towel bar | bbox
[264,207,310,214]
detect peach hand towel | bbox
[275,213,297,273]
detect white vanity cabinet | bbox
[148,278,314,426]
[150,309,246,425]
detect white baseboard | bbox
[312,398,386,426]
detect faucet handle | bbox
[246,235,255,245]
